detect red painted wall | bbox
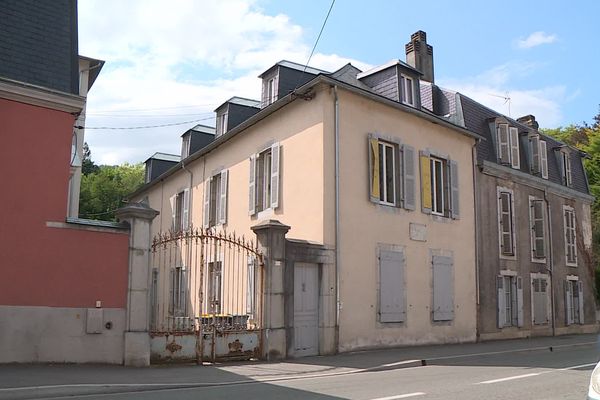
[0,98,129,308]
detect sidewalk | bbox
[1,333,598,399]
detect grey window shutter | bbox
[420,149,432,214]
[565,281,573,325]
[219,170,228,225]
[497,276,506,328]
[531,136,540,173]
[540,141,548,179]
[532,200,545,258]
[170,195,176,231]
[449,160,460,219]
[497,124,510,164]
[578,281,584,324]
[432,255,454,321]
[248,155,256,215]
[182,267,188,316]
[516,276,524,327]
[270,143,280,209]
[509,127,520,169]
[555,150,565,184]
[402,145,416,210]
[379,250,406,323]
[203,179,210,228]
[182,189,190,230]
[499,192,513,255]
[169,268,175,316]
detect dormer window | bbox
[216,112,228,137]
[267,77,277,105]
[529,134,548,179]
[496,123,520,169]
[181,135,190,158]
[400,74,415,106]
[558,149,572,187]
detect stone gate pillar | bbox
[251,219,290,360]
[115,203,159,367]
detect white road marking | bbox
[478,372,541,384]
[380,360,422,368]
[558,362,597,371]
[369,393,426,400]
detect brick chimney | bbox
[405,31,434,83]
[517,114,539,130]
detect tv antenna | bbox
[489,92,511,117]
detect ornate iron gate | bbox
[149,228,263,363]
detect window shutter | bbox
[182,189,190,230]
[170,195,176,231]
[219,170,228,225]
[497,124,510,164]
[368,136,380,202]
[578,281,584,324]
[432,255,454,321]
[248,155,256,215]
[181,267,188,315]
[516,276,524,327]
[509,127,520,169]
[379,250,406,323]
[169,268,175,316]
[203,180,210,228]
[497,276,506,328]
[565,154,572,186]
[540,141,548,179]
[532,200,545,258]
[572,212,578,265]
[499,192,513,255]
[449,160,460,219]
[270,143,280,209]
[531,136,540,173]
[565,281,573,325]
[564,209,571,263]
[402,145,416,210]
[420,150,432,214]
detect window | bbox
[249,143,280,215]
[171,189,190,231]
[203,170,228,228]
[565,278,584,325]
[531,274,549,325]
[266,77,277,106]
[181,134,190,158]
[497,188,516,257]
[497,274,523,328]
[216,113,228,137]
[564,206,577,266]
[400,74,415,106]
[432,255,454,321]
[208,261,222,314]
[170,266,187,316]
[559,151,572,187]
[368,136,415,210]
[246,257,256,316]
[379,248,406,323]
[529,197,546,261]
[529,135,548,178]
[420,150,459,219]
[496,124,520,169]
[150,269,159,329]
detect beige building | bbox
[131,32,480,356]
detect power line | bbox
[302,0,336,75]
[76,116,215,130]
[90,103,218,113]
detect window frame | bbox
[497,187,516,259]
[563,206,577,266]
[249,143,280,216]
[529,196,547,263]
[204,170,228,228]
[530,273,550,325]
[496,123,520,169]
[400,74,415,106]
[561,151,573,187]
[172,189,190,232]
[430,157,446,216]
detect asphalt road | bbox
[1,334,598,400]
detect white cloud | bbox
[517,31,557,49]
[78,0,368,165]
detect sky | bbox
[78,0,600,165]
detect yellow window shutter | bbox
[420,151,432,213]
[369,137,380,201]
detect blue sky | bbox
[79,0,600,165]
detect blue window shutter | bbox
[379,250,406,323]
[403,145,416,210]
[432,255,454,321]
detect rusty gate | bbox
[149,227,264,363]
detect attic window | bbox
[496,123,520,169]
[216,113,228,137]
[400,74,415,106]
[558,149,572,187]
[181,135,190,158]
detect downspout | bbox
[333,85,340,353]
[544,188,556,336]
[472,140,481,340]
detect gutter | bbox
[544,188,556,336]
[333,85,340,353]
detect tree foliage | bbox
[79,144,144,221]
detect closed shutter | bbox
[497,124,510,164]
[420,150,432,214]
[565,154,572,186]
[181,267,188,315]
[203,180,210,228]
[219,170,228,224]
[531,136,540,173]
[540,141,548,179]
[169,268,175,315]
[170,195,176,231]
[402,145,416,210]
[369,136,380,202]
[248,155,256,215]
[499,192,513,255]
[432,255,454,321]
[449,160,460,219]
[509,127,520,168]
[572,212,578,265]
[578,281,584,324]
[532,200,545,258]
[379,250,406,323]
[182,189,190,230]
[516,276,524,327]
[497,276,506,328]
[565,280,573,325]
[270,143,280,209]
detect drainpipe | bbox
[544,188,556,336]
[472,139,481,340]
[333,85,340,353]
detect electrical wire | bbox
[76,116,215,130]
[302,0,336,75]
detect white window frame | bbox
[249,143,280,216]
[216,112,228,137]
[565,276,583,325]
[497,187,516,259]
[204,170,228,228]
[378,140,397,206]
[172,189,190,232]
[181,135,190,158]
[561,151,573,187]
[497,270,522,328]
[430,157,446,216]
[509,127,520,169]
[530,273,550,325]
[267,77,277,105]
[529,196,547,263]
[563,206,577,266]
[400,74,415,106]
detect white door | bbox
[294,263,319,357]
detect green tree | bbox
[79,163,145,221]
[82,142,99,175]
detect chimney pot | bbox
[405,30,434,83]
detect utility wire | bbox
[76,116,214,130]
[302,0,336,75]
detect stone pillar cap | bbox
[115,202,159,221]
[251,219,291,233]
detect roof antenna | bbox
[488,92,511,117]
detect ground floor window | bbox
[497,274,523,328]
